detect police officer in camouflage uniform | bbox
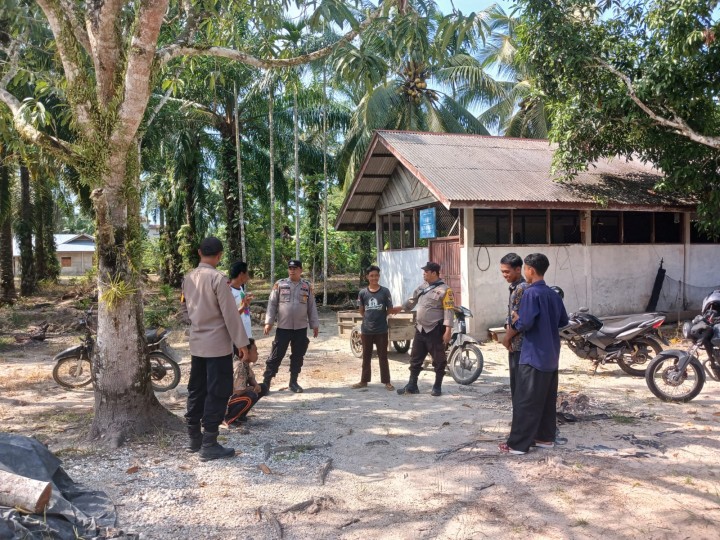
[393,261,455,397]
[262,259,320,393]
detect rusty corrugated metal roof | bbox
[335,131,693,230]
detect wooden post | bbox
[0,470,52,513]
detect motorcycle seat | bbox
[145,328,169,344]
[600,314,658,337]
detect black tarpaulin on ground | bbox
[0,433,136,540]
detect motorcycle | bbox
[645,290,720,403]
[52,308,181,392]
[559,308,668,376]
[446,306,484,385]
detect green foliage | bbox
[518,0,720,235]
[143,284,177,329]
[142,238,162,274]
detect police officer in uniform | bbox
[392,261,455,396]
[263,259,320,393]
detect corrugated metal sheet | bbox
[336,131,693,230]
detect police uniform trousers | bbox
[263,327,310,378]
[185,354,233,432]
[408,323,447,376]
[506,364,558,452]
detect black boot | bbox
[431,371,444,397]
[262,375,272,395]
[396,374,420,395]
[289,373,303,393]
[186,422,202,453]
[199,431,235,461]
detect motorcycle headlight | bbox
[682,321,692,339]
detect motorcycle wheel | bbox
[149,352,181,392]
[645,354,704,403]
[53,356,93,389]
[393,340,411,353]
[617,337,663,377]
[350,329,363,358]
[449,344,484,385]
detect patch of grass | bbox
[48,409,94,425]
[0,336,14,351]
[611,414,637,425]
[55,446,97,459]
[571,519,589,527]
[685,476,695,485]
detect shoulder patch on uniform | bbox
[443,288,455,310]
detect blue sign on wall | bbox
[419,208,436,239]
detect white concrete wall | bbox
[59,251,93,276]
[464,243,720,336]
[378,248,429,306]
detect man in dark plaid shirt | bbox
[500,253,528,399]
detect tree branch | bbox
[597,59,720,150]
[35,0,95,138]
[156,6,384,68]
[84,0,126,105]
[0,87,77,161]
[114,0,170,150]
[57,0,91,53]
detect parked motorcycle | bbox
[52,308,181,392]
[559,308,667,376]
[447,305,484,385]
[645,291,720,402]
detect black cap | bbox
[199,237,223,256]
[421,261,441,273]
[288,259,302,269]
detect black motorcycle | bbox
[559,308,667,376]
[52,308,181,392]
[645,291,720,403]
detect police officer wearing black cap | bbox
[391,261,455,396]
[262,259,320,393]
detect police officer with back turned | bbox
[262,259,320,393]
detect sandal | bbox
[351,382,368,389]
[498,443,526,455]
[533,440,554,448]
[384,383,395,391]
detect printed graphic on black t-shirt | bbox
[358,286,393,335]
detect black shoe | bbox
[289,374,303,393]
[430,385,442,397]
[199,431,235,461]
[396,382,420,395]
[186,423,202,453]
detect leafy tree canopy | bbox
[517,0,720,235]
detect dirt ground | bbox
[1,297,720,539]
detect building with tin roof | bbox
[336,131,719,335]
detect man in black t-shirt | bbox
[351,265,395,391]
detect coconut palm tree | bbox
[335,2,500,188]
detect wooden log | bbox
[0,470,52,513]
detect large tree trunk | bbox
[89,151,176,446]
[219,127,242,263]
[18,164,36,296]
[268,82,276,284]
[159,199,183,287]
[294,87,300,260]
[33,178,59,281]
[0,152,16,304]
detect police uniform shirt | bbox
[180,263,250,357]
[403,281,455,332]
[265,278,320,330]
